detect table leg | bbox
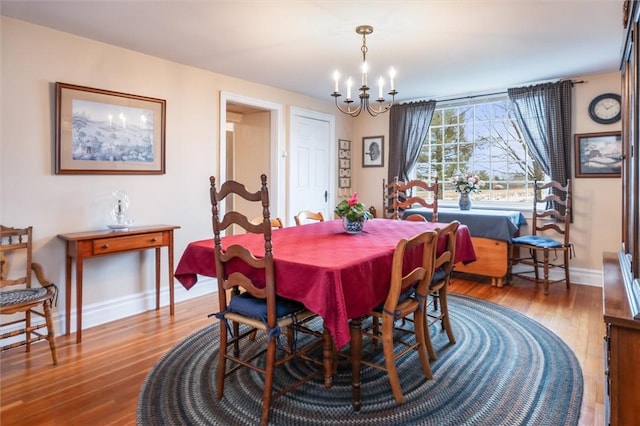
[168,231,175,316]
[75,255,84,344]
[65,252,72,336]
[350,317,362,411]
[322,327,334,388]
[155,247,161,311]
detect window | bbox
[414,95,545,206]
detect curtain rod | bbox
[404,79,585,105]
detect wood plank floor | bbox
[0,276,605,426]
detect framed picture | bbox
[574,131,622,178]
[339,168,351,178]
[339,149,350,159]
[55,82,166,174]
[339,139,351,150]
[340,159,350,169]
[339,178,351,188]
[363,136,384,167]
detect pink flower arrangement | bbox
[451,173,484,193]
[334,192,373,222]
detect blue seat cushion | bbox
[373,287,415,312]
[512,235,563,249]
[227,292,306,322]
[431,268,447,287]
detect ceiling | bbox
[0,0,627,103]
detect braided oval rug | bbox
[137,294,583,425]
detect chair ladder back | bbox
[388,176,439,222]
[0,226,33,289]
[433,221,460,274]
[210,175,276,318]
[531,179,571,245]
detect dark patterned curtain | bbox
[507,80,572,186]
[388,100,436,183]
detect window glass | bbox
[414,95,545,205]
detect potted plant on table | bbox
[334,193,373,234]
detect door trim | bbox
[219,92,285,217]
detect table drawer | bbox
[93,232,164,254]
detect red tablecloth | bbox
[175,218,475,348]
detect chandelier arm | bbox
[333,95,362,117]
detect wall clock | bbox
[588,93,621,124]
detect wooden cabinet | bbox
[608,2,640,423]
[603,253,640,425]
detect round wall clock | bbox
[588,93,621,124]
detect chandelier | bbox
[331,25,398,117]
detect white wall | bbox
[0,17,351,334]
[351,71,623,286]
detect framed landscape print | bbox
[574,131,622,178]
[55,82,166,174]
[363,136,384,167]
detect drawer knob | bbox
[101,244,109,249]
[151,238,158,242]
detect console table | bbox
[58,225,180,343]
[403,207,526,286]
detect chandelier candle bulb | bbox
[346,78,353,100]
[390,67,396,91]
[333,71,340,93]
[378,77,384,99]
[362,62,368,86]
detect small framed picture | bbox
[339,168,351,177]
[363,136,384,167]
[574,131,622,178]
[339,139,351,150]
[340,159,350,169]
[339,178,351,188]
[339,149,350,159]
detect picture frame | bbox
[340,159,350,169]
[574,131,622,178]
[55,82,166,174]
[339,139,351,150]
[363,135,384,167]
[339,178,351,188]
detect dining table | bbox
[174,218,476,409]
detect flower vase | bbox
[343,217,365,234]
[459,192,472,210]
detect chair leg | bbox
[260,338,278,426]
[43,300,58,365]
[564,250,571,289]
[532,250,540,282]
[439,286,455,344]
[25,310,32,353]
[424,313,437,361]
[543,249,550,295]
[381,318,404,404]
[217,321,228,400]
[414,308,433,380]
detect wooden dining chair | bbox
[509,179,573,295]
[210,174,327,426]
[386,176,439,221]
[293,210,324,226]
[358,230,439,403]
[0,225,58,365]
[424,220,460,360]
[250,215,284,229]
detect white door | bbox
[289,107,335,224]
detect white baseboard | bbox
[511,265,601,287]
[52,277,217,336]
